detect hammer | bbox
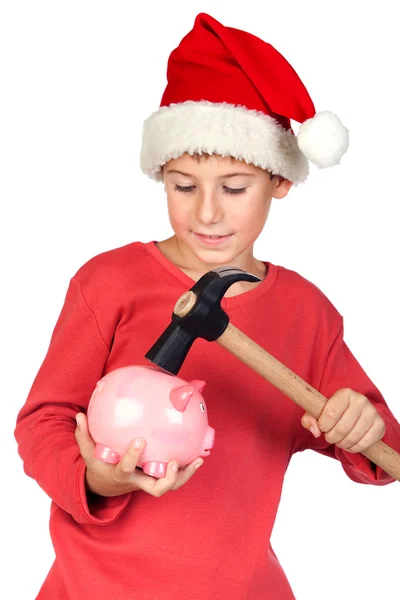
[145,266,400,482]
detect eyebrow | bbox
[165,169,256,179]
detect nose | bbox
[196,190,223,224]
[201,426,215,456]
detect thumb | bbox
[300,412,321,438]
[75,413,96,462]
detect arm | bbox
[300,318,400,485]
[14,277,131,524]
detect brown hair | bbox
[162,152,276,180]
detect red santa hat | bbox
[140,13,349,185]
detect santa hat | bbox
[140,13,349,185]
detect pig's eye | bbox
[200,402,205,413]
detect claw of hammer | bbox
[145,266,261,375]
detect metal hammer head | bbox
[145,266,261,375]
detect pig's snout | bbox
[201,426,215,456]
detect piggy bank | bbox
[87,365,215,478]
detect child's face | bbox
[161,153,292,268]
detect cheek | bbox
[166,195,191,228]
[256,201,271,221]
[238,195,270,220]
[237,198,270,236]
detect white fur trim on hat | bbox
[140,100,309,185]
[297,111,349,168]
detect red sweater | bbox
[15,240,400,600]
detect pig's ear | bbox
[170,384,195,412]
[188,379,206,394]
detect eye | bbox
[223,186,247,195]
[174,184,247,195]
[175,184,195,193]
[200,402,205,413]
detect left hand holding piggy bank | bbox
[75,413,204,498]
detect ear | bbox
[188,379,206,394]
[170,384,195,412]
[272,177,293,200]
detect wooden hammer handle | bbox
[218,322,400,482]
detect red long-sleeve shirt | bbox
[15,240,400,599]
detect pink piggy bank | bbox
[87,365,215,478]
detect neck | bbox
[156,235,267,286]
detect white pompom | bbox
[297,111,349,168]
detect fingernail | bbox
[310,426,319,437]
[76,414,81,428]
[134,438,144,449]
[171,463,179,472]
[194,461,203,469]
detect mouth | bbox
[193,232,233,245]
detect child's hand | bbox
[301,388,386,453]
[75,413,203,498]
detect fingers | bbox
[114,444,180,496]
[301,412,321,437]
[344,420,385,454]
[75,413,96,464]
[171,458,204,491]
[317,390,351,434]
[152,458,203,494]
[133,458,204,497]
[136,461,181,497]
[115,438,145,480]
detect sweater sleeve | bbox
[302,318,400,485]
[14,277,132,524]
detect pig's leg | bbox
[142,461,168,478]
[93,443,121,464]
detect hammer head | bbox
[145,266,261,375]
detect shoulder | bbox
[71,240,151,308]
[73,240,148,286]
[274,263,343,331]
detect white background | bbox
[1,1,399,598]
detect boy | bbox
[15,12,400,600]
